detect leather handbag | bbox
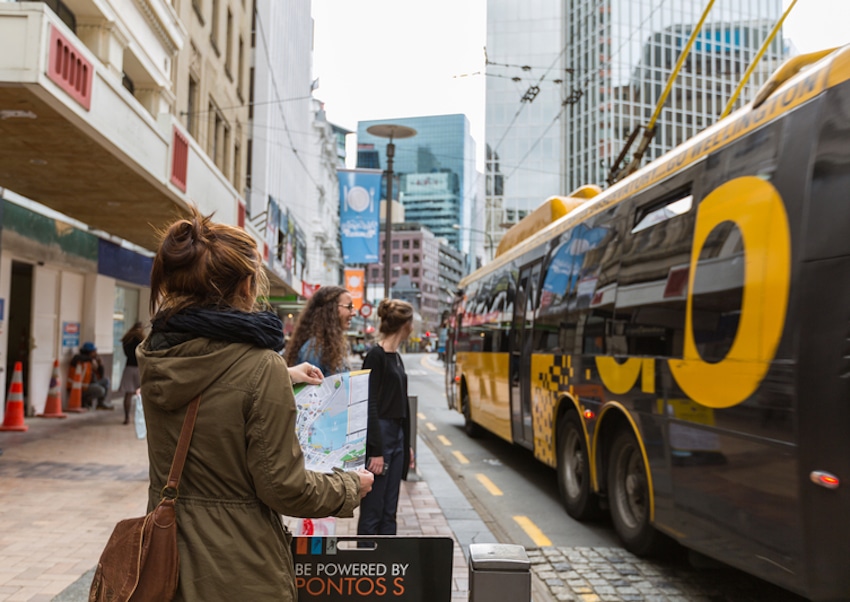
[89,395,201,602]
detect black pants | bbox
[357,418,405,535]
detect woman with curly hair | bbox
[285,286,356,376]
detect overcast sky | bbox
[311,0,850,169]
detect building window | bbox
[402,254,410,263]
[413,254,419,263]
[392,240,400,249]
[403,240,410,249]
[233,141,241,192]
[413,268,419,277]
[392,254,399,263]
[187,75,199,138]
[225,9,234,79]
[237,36,245,101]
[210,0,220,53]
[413,240,420,249]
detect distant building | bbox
[250,0,342,292]
[365,223,461,334]
[486,0,788,238]
[356,115,477,255]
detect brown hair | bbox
[149,207,269,318]
[284,286,349,374]
[377,299,414,337]
[121,322,146,345]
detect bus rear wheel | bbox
[461,390,484,438]
[557,412,600,520]
[607,428,664,556]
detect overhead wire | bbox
[501,0,670,181]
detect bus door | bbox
[510,260,541,447]
[444,299,462,411]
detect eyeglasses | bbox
[338,303,356,312]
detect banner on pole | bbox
[339,169,382,265]
[344,268,365,311]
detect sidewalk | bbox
[0,401,529,602]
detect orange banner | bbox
[344,268,365,311]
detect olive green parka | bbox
[138,336,360,601]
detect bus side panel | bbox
[796,257,850,600]
[661,100,819,592]
[795,79,850,600]
[459,351,512,442]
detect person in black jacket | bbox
[357,298,414,536]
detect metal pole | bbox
[384,140,395,299]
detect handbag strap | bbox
[162,395,201,500]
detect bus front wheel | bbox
[461,390,484,438]
[557,412,600,520]
[607,428,664,556]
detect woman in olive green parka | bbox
[138,209,373,601]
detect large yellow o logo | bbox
[669,177,790,408]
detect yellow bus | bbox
[446,46,850,600]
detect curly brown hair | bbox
[284,286,349,374]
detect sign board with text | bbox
[292,536,453,601]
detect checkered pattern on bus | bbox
[531,354,574,466]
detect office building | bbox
[485,0,787,239]
[356,114,477,255]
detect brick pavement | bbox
[0,407,471,601]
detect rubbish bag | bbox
[133,392,146,440]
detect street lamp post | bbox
[453,223,495,262]
[366,124,417,299]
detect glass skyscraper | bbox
[356,114,476,253]
[485,0,787,238]
[566,0,786,191]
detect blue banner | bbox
[339,169,381,265]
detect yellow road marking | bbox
[476,473,503,496]
[452,450,469,464]
[437,435,452,446]
[420,354,445,375]
[417,412,426,420]
[513,516,552,547]
[425,422,437,431]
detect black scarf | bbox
[150,308,284,352]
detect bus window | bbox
[617,187,696,358]
[570,209,623,356]
[691,221,744,362]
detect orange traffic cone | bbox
[1,361,29,432]
[66,363,86,413]
[38,360,67,419]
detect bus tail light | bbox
[583,409,596,420]
[810,471,840,490]
[454,375,461,383]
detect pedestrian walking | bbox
[137,207,373,601]
[117,322,145,424]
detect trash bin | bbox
[468,543,531,602]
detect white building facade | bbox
[249,0,342,293]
